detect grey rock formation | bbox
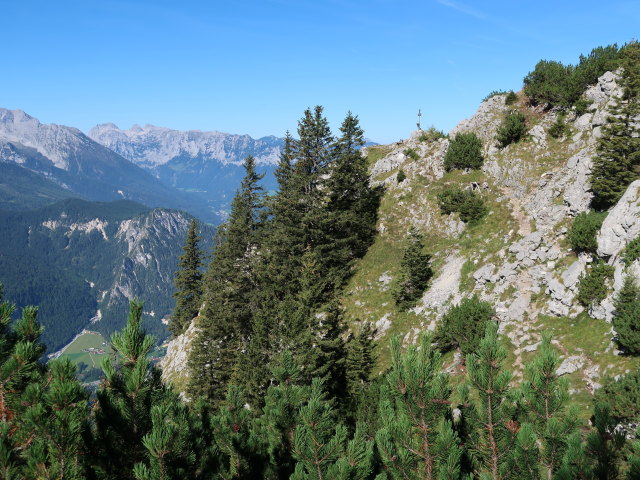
[556,355,585,376]
[160,318,201,399]
[597,180,640,258]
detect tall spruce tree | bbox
[189,155,265,405]
[243,107,335,402]
[346,322,376,399]
[308,300,349,404]
[171,218,203,337]
[323,112,379,287]
[590,41,640,209]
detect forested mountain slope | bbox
[0,198,213,352]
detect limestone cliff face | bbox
[160,318,201,398]
[161,69,639,398]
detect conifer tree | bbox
[171,218,203,337]
[590,41,640,209]
[291,378,374,480]
[554,432,594,480]
[0,301,92,479]
[627,429,640,480]
[376,334,463,479]
[521,334,580,479]
[346,321,376,399]
[586,402,625,480]
[254,352,309,479]
[189,155,265,405]
[245,107,334,402]
[308,300,348,404]
[612,274,640,354]
[274,131,296,192]
[506,423,541,480]
[21,358,90,480]
[323,112,379,286]
[133,395,200,480]
[93,300,168,480]
[208,385,258,479]
[462,322,517,479]
[392,227,433,311]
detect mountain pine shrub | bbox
[376,334,462,478]
[417,126,446,142]
[403,147,419,161]
[623,236,640,265]
[576,261,615,307]
[483,90,507,102]
[496,110,527,148]
[437,186,487,223]
[461,321,518,477]
[548,112,569,138]
[574,98,593,116]
[524,60,576,106]
[396,169,406,183]
[568,210,607,253]
[524,44,622,108]
[434,295,495,355]
[521,334,581,478]
[505,90,518,105]
[595,370,640,424]
[443,132,483,171]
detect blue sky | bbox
[2,0,638,143]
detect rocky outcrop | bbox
[160,318,201,398]
[89,123,283,167]
[597,180,640,258]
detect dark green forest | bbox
[0,198,213,352]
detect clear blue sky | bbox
[2,0,638,143]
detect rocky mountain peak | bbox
[88,122,284,167]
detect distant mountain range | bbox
[88,123,284,216]
[0,108,217,221]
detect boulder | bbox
[556,355,585,376]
